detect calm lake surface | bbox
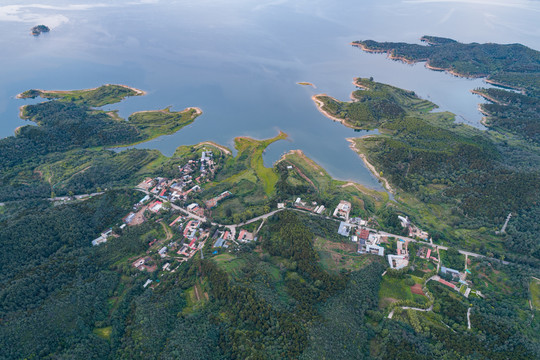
[1,0,539,190]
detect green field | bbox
[182,281,209,315]
[234,131,287,195]
[314,237,372,273]
[213,253,247,276]
[127,107,201,143]
[379,276,414,304]
[531,278,540,310]
[93,326,112,341]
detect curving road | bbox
[134,188,508,264]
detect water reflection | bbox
[1,0,538,189]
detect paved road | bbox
[377,230,508,264]
[48,192,105,202]
[134,188,508,264]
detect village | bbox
[90,148,261,288]
[89,147,483,300]
[327,199,482,300]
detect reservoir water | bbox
[1,0,539,190]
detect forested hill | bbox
[0,85,200,201]
[320,78,540,265]
[352,36,540,144]
[352,36,540,86]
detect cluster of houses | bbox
[135,150,216,204]
[291,197,326,215]
[333,200,351,220]
[333,199,414,270]
[174,218,207,258]
[132,256,157,272]
[416,246,483,299]
[92,224,128,246]
[430,266,482,298]
[186,202,205,217]
[338,220,397,260]
[92,228,114,246]
[138,176,201,203]
[286,198,355,218]
[398,215,429,240]
[212,228,256,249]
[387,239,409,270]
[417,247,438,262]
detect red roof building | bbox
[437,278,456,290]
[357,229,370,240]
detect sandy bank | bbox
[346,137,395,194]
[312,94,359,130]
[115,84,147,96]
[351,42,420,65]
[424,63,485,79]
[279,149,323,173]
[14,126,24,136]
[197,141,232,155]
[352,78,371,90]
[471,89,506,106]
[477,104,491,126]
[484,79,525,94]
[19,105,28,119]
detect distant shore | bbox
[471,89,505,105]
[351,42,488,79]
[350,42,419,65]
[471,89,501,127]
[484,79,525,94]
[16,84,147,99]
[477,104,491,126]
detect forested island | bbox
[31,25,50,36]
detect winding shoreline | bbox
[196,141,232,155]
[19,105,29,119]
[470,89,502,127]
[346,137,395,195]
[312,94,359,129]
[351,42,487,79]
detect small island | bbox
[297,82,316,88]
[31,25,50,36]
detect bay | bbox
[1,0,539,189]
